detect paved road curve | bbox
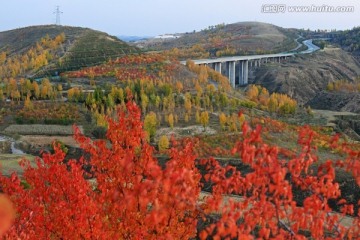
[300,39,320,54]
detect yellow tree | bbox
[12,90,21,103]
[268,95,278,113]
[40,79,52,99]
[200,111,209,130]
[227,113,238,132]
[206,84,216,95]
[32,82,40,99]
[162,96,169,111]
[195,82,203,97]
[184,113,189,123]
[40,85,48,99]
[24,94,33,110]
[155,95,161,110]
[258,87,270,107]
[219,113,227,131]
[198,65,208,84]
[195,111,200,123]
[246,85,259,101]
[175,81,183,94]
[19,79,26,96]
[144,112,157,141]
[141,93,149,113]
[158,135,169,152]
[95,112,107,127]
[184,93,192,115]
[168,113,174,129]
[25,79,33,95]
[54,32,66,44]
[68,88,75,101]
[238,113,245,128]
[8,78,18,95]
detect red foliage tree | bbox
[198,124,360,239]
[0,102,360,239]
[0,101,200,239]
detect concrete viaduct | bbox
[180,53,294,87]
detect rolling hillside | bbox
[330,27,360,56]
[251,47,360,108]
[0,25,140,78]
[135,21,298,58]
[300,27,360,57]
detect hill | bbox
[308,91,360,113]
[301,27,360,57]
[0,25,140,78]
[135,21,298,59]
[251,47,360,106]
[330,27,360,59]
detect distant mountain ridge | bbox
[117,35,152,42]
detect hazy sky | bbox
[1,0,359,36]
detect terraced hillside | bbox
[59,31,140,72]
[0,25,140,77]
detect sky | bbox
[1,0,359,36]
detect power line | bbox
[53,6,63,25]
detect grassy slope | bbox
[59,31,140,72]
[0,25,87,54]
[0,25,141,77]
[0,154,35,176]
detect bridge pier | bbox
[254,59,261,67]
[227,61,236,88]
[180,52,294,87]
[239,60,248,86]
[214,62,222,73]
[243,60,249,85]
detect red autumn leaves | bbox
[0,102,359,239]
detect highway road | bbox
[181,38,322,65]
[299,39,320,54]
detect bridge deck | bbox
[180,53,294,65]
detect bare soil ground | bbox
[155,125,217,141]
[4,124,83,136]
[20,135,79,148]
